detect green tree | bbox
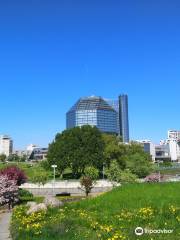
[103,134,126,169]
[106,160,121,185]
[126,152,153,178]
[47,126,105,177]
[7,154,20,162]
[84,166,99,181]
[0,154,6,163]
[31,173,48,186]
[106,160,137,185]
[119,169,137,183]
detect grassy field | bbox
[0,162,79,181]
[159,168,180,175]
[11,183,180,240]
[0,162,52,182]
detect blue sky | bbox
[0,0,180,149]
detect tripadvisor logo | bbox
[135,227,173,236]
[135,227,144,236]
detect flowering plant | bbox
[0,166,27,186]
[145,174,160,183]
[0,175,19,207]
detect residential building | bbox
[26,144,48,161]
[0,135,13,156]
[168,130,180,140]
[159,138,180,162]
[155,144,171,162]
[66,96,118,134]
[136,140,156,161]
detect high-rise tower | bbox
[119,94,129,142]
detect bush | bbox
[145,174,160,183]
[119,169,137,183]
[80,176,94,197]
[19,189,33,198]
[0,166,27,186]
[0,175,19,208]
[31,173,48,185]
[106,161,137,184]
[84,166,99,180]
[106,160,121,184]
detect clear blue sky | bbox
[0,0,180,149]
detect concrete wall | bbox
[20,180,115,196]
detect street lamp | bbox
[51,164,57,195]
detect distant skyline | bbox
[0,0,180,149]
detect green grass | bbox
[159,168,180,175]
[0,162,52,182]
[0,162,77,181]
[11,183,180,240]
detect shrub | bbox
[31,173,48,186]
[19,189,33,198]
[119,169,137,183]
[145,174,161,183]
[0,166,27,186]
[0,154,7,163]
[107,161,137,184]
[0,175,19,208]
[106,160,121,184]
[80,176,94,197]
[84,166,99,180]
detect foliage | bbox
[0,175,19,206]
[103,137,153,179]
[84,166,99,180]
[0,154,6,162]
[103,134,126,169]
[106,160,121,183]
[0,162,52,182]
[40,160,51,171]
[80,176,94,196]
[19,188,33,198]
[80,167,99,196]
[126,152,153,178]
[7,154,26,162]
[31,172,48,186]
[106,161,137,184]
[47,126,105,177]
[159,161,173,167]
[119,169,137,183]
[0,166,27,186]
[11,183,180,240]
[7,154,20,162]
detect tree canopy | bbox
[47,125,105,177]
[47,127,153,180]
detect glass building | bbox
[119,94,129,143]
[66,96,118,134]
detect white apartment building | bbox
[0,135,13,156]
[26,144,48,160]
[168,130,180,140]
[136,140,156,162]
[157,130,180,162]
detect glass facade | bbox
[119,95,129,142]
[66,96,118,134]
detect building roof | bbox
[68,96,115,112]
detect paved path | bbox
[0,211,12,240]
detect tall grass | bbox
[11,183,180,240]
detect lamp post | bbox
[51,164,57,195]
